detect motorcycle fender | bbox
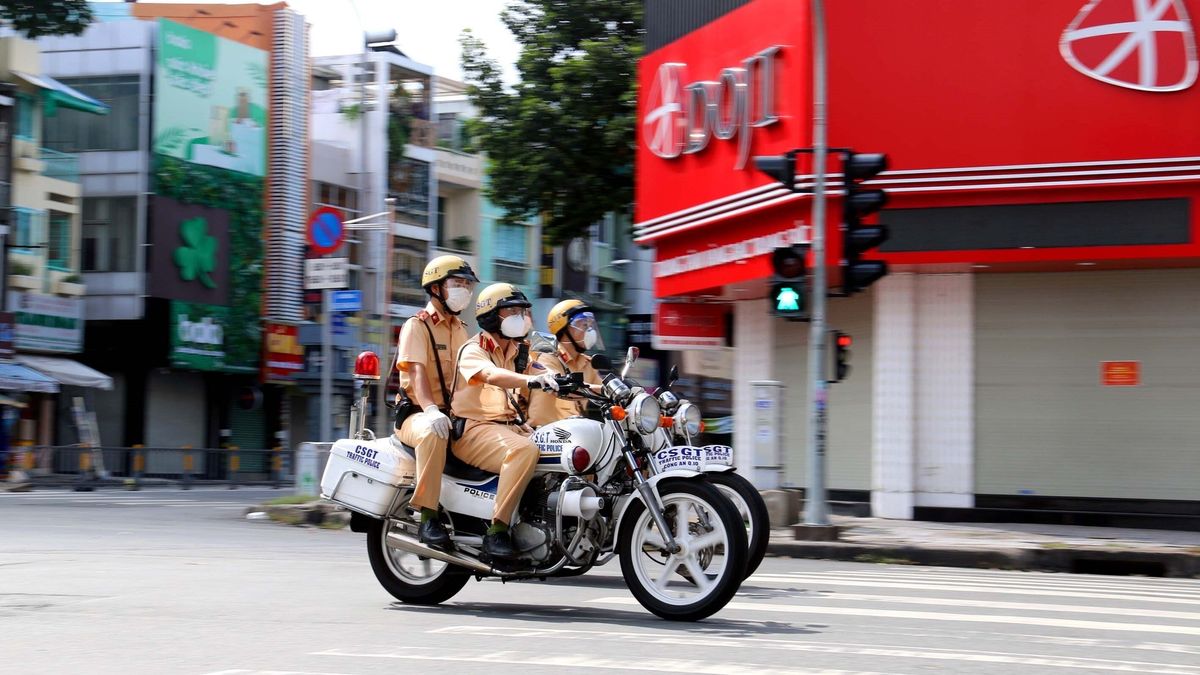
[700,464,736,473]
[349,510,378,533]
[611,469,703,527]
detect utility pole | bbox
[804,0,832,528]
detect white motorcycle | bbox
[320,349,747,621]
[643,365,771,580]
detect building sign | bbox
[1101,360,1141,386]
[642,46,782,169]
[653,302,729,351]
[1060,0,1197,93]
[263,323,303,382]
[0,311,14,360]
[170,300,251,373]
[7,292,83,353]
[304,257,349,290]
[154,19,268,176]
[149,196,231,304]
[627,313,655,349]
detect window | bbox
[47,212,71,271]
[15,94,34,139]
[494,223,527,263]
[12,207,44,250]
[437,112,458,148]
[390,237,427,307]
[81,197,136,272]
[435,196,446,248]
[43,76,139,152]
[390,157,430,226]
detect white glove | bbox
[423,405,451,439]
[528,372,559,392]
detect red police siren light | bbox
[354,351,381,380]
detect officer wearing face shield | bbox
[393,255,478,550]
[527,299,606,428]
[449,283,559,560]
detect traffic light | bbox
[770,244,809,320]
[831,331,852,383]
[753,150,798,191]
[841,151,890,294]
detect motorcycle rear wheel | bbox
[618,478,747,621]
[707,472,770,580]
[366,514,469,605]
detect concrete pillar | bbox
[872,273,917,518]
[733,299,777,487]
[914,274,974,508]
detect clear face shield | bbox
[566,311,604,353]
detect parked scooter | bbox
[321,350,747,621]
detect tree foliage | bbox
[460,0,642,244]
[1,0,94,39]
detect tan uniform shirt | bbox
[396,303,469,409]
[452,331,540,423]
[527,350,601,427]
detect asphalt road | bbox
[2,488,1200,674]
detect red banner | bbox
[653,303,730,351]
[263,323,303,382]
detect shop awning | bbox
[16,355,113,390]
[0,362,59,394]
[12,71,109,116]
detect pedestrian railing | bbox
[4,444,298,490]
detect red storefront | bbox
[636,0,1200,527]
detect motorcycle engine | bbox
[511,521,553,562]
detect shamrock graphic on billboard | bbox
[174,216,218,289]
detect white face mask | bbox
[445,286,472,313]
[500,313,531,338]
[582,328,599,350]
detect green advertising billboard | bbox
[153,19,266,374]
[154,19,267,177]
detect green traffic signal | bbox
[776,285,801,312]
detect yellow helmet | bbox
[547,299,588,335]
[475,283,531,334]
[421,255,479,290]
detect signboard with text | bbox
[305,257,349,290]
[263,323,304,382]
[652,302,730,351]
[7,292,83,353]
[169,300,252,373]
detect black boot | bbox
[418,518,452,550]
[482,530,516,560]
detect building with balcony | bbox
[0,35,115,448]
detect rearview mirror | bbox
[668,364,679,387]
[590,354,613,371]
[620,346,639,379]
[528,331,558,354]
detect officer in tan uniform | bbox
[451,283,559,559]
[394,255,478,549]
[528,299,605,428]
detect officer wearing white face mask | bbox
[393,255,478,550]
[450,283,559,560]
[527,299,605,428]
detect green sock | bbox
[420,508,438,523]
[486,521,508,535]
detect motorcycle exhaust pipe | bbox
[385,529,495,575]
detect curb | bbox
[765,539,1200,578]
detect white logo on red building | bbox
[643,62,687,159]
[1061,0,1198,92]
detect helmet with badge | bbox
[475,283,532,336]
[547,298,603,353]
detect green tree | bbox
[460,0,642,244]
[1,1,94,39]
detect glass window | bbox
[15,94,34,139]
[435,196,446,248]
[390,157,430,226]
[389,237,427,307]
[12,207,44,250]
[47,212,71,270]
[42,76,139,152]
[495,223,527,263]
[81,197,136,272]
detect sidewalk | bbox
[765,517,1200,578]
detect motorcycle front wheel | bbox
[707,471,770,580]
[618,478,747,621]
[366,507,469,605]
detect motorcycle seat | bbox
[444,448,495,482]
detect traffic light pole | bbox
[804,0,832,527]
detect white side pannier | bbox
[320,438,415,517]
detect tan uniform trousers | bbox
[451,420,539,524]
[396,411,448,512]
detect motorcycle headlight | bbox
[628,392,661,435]
[675,402,702,437]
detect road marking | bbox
[746,575,1200,605]
[796,592,1200,621]
[801,570,1200,595]
[588,597,1200,636]
[430,626,1200,674]
[310,648,880,674]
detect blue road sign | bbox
[331,290,363,312]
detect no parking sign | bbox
[307,207,346,255]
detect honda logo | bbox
[642,46,783,169]
[1061,0,1198,92]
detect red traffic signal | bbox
[836,334,852,349]
[831,330,852,383]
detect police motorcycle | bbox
[319,349,747,622]
[645,365,770,580]
[526,332,769,581]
